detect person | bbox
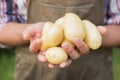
[0,0,88,68]
[0,0,90,80]
[15,0,113,80]
[0,0,119,80]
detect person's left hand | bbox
[37,37,90,69]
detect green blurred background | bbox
[0,48,120,80]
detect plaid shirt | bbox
[0,0,26,48]
[105,0,120,25]
[0,0,26,29]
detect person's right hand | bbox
[22,22,44,53]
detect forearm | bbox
[0,22,32,46]
[102,25,120,47]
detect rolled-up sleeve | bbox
[0,0,26,48]
[0,22,11,48]
[0,21,10,48]
[105,0,120,25]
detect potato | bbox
[42,22,53,36]
[41,22,64,51]
[63,13,86,43]
[55,16,74,47]
[40,13,102,64]
[55,17,64,27]
[45,47,68,64]
[82,20,102,50]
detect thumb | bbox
[22,24,36,40]
[22,30,34,40]
[97,26,107,35]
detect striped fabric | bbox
[0,0,26,48]
[0,0,26,29]
[105,0,120,25]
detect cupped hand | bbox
[37,38,90,69]
[22,22,44,53]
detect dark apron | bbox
[14,0,113,80]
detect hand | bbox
[22,22,44,53]
[57,26,107,68]
[37,38,90,69]
[59,38,89,68]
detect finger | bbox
[38,53,47,62]
[62,42,81,60]
[22,26,35,40]
[35,22,44,32]
[73,38,89,54]
[97,26,107,35]
[29,39,42,53]
[22,22,44,40]
[33,23,44,38]
[59,59,72,68]
[48,63,55,69]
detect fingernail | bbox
[73,37,79,42]
[38,54,47,62]
[60,62,66,68]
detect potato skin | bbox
[82,20,102,50]
[41,22,64,51]
[45,47,68,64]
[63,13,86,43]
[55,17,64,27]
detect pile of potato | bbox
[40,13,102,64]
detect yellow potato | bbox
[55,16,74,47]
[63,13,86,43]
[42,22,53,36]
[82,20,102,50]
[45,47,68,64]
[41,22,64,51]
[55,17,64,27]
[40,13,102,64]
